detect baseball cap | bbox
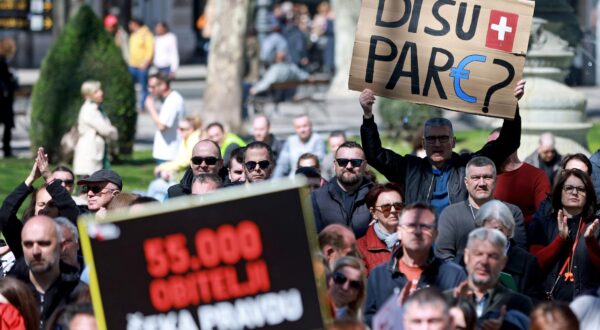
[77,169,123,190]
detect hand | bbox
[514,79,526,101]
[36,147,52,182]
[359,89,376,118]
[25,159,41,187]
[584,219,600,240]
[453,280,473,299]
[482,305,506,330]
[557,209,569,240]
[396,280,412,306]
[249,87,257,96]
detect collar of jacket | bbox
[365,224,392,252]
[326,177,373,200]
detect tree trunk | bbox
[328,0,361,96]
[202,0,249,132]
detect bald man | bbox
[7,215,80,327]
[525,132,563,183]
[167,139,224,198]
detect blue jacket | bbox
[364,247,467,326]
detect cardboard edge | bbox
[77,218,107,330]
[298,186,334,329]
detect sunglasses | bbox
[245,160,271,171]
[191,156,219,166]
[86,186,115,195]
[63,180,74,185]
[375,202,405,215]
[332,272,362,290]
[336,158,364,167]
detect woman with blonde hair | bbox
[328,256,367,321]
[73,80,118,177]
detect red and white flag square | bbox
[486,10,519,52]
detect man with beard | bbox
[364,203,466,326]
[449,228,532,325]
[7,215,81,328]
[311,142,373,238]
[168,139,224,198]
[243,141,274,183]
[435,156,527,261]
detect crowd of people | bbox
[2,73,600,329]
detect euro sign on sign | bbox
[349,0,535,119]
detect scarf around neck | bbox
[374,222,399,251]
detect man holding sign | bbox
[359,80,524,216]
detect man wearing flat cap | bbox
[77,169,122,217]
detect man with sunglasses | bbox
[243,141,274,183]
[167,140,224,198]
[312,141,373,238]
[77,169,122,217]
[359,80,525,216]
[435,156,527,261]
[364,203,466,326]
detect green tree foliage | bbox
[378,98,442,140]
[30,5,136,162]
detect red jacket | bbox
[356,225,391,274]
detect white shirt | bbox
[152,90,184,160]
[153,32,179,72]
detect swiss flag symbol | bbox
[485,10,519,52]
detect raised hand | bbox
[584,219,600,240]
[36,147,52,181]
[557,209,569,240]
[359,89,376,119]
[514,80,526,101]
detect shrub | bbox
[377,97,442,140]
[30,5,136,162]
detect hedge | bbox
[30,5,136,162]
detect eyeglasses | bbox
[424,135,451,144]
[191,156,219,166]
[62,180,74,185]
[399,223,435,232]
[336,158,364,167]
[375,202,404,216]
[86,186,116,195]
[332,272,362,290]
[563,185,586,195]
[245,160,271,171]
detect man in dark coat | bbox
[358,80,525,216]
[311,141,373,238]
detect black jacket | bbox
[360,109,521,206]
[528,213,600,301]
[311,177,374,238]
[8,259,81,328]
[167,167,194,198]
[364,248,467,326]
[0,180,79,258]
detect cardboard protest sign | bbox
[78,181,330,330]
[349,0,535,119]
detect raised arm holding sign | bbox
[359,81,525,216]
[349,0,534,118]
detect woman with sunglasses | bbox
[327,256,367,321]
[356,183,404,274]
[528,169,600,302]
